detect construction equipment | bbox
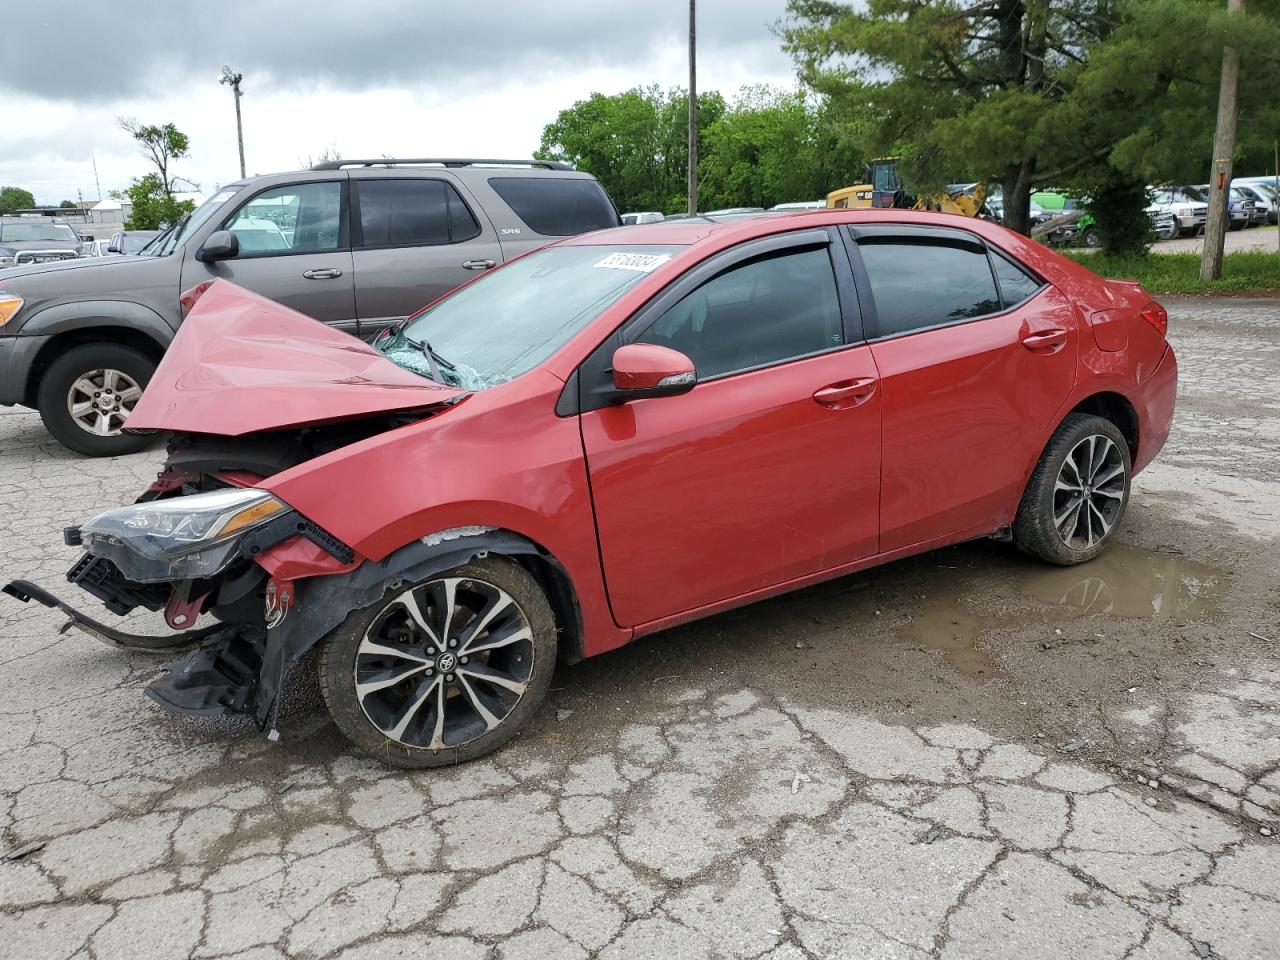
[825,183,874,209]
[868,157,988,217]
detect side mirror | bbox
[106,239,123,254]
[197,229,239,262]
[611,343,696,399]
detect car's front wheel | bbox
[318,557,557,768]
[36,343,158,457]
[1013,413,1132,566]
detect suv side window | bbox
[857,237,1001,338]
[634,246,843,379]
[356,179,481,247]
[487,177,620,236]
[224,182,342,255]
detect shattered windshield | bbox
[381,244,680,390]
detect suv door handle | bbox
[813,377,878,408]
[462,259,496,271]
[1021,328,1068,351]
[303,268,343,280]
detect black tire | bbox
[1013,413,1132,566]
[318,557,557,769]
[36,343,157,457]
[1082,227,1100,248]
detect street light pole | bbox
[687,0,698,216]
[220,66,246,180]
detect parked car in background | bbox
[621,212,665,225]
[1224,184,1271,226]
[0,157,620,456]
[1149,209,1180,241]
[107,230,163,255]
[2,209,1177,768]
[1031,191,1098,247]
[1147,187,1208,236]
[1188,185,1255,229]
[0,218,86,269]
[1234,178,1280,223]
[769,201,825,211]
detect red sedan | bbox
[3,210,1177,767]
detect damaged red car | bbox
[3,211,1177,768]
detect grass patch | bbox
[1065,251,1280,294]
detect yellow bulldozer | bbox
[826,157,987,217]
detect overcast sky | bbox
[1,1,798,205]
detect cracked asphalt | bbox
[2,296,1278,960]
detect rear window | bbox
[357,179,481,247]
[488,177,620,236]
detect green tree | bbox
[116,174,195,230]
[539,86,727,213]
[783,0,1118,235]
[701,86,866,208]
[117,118,192,197]
[0,186,37,214]
[782,0,1280,245]
[59,199,77,209]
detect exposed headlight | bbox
[80,488,290,582]
[0,292,22,326]
[1175,206,1192,216]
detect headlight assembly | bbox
[79,488,290,582]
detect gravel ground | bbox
[1149,225,1278,256]
[1,297,1278,959]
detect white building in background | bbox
[84,192,206,236]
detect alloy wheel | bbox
[1053,434,1126,549]
[67,368,143,437]
[354,576,535,749]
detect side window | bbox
[990,252,1043,309]
[857,238,1001,337]
[487,177,620,236]
[635,246,843,379]
[224,182,341,255]
[357,179,480,247]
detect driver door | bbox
[578,231,882,628]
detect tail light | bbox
[1139,301,1168,338]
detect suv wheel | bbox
[318,557,557,768]
[1082,226,1100,248]
[37,343,157,457]
[1013,414,1132,566]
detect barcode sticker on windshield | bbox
[594,252,671,272]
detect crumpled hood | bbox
[126,280,464,436]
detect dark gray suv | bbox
[0,158,619,455]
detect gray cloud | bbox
[3,1,794,102]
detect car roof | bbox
[559,208,1053,260]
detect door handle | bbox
[813,377,878,408]
[1021,328,1068,351]
[462,259,496,271]
[303,268,343,280]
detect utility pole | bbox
[220,66,246,179]
[1201,0,1245,282]
[687,0,698,216]
[91,152,102,201]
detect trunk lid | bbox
[126,280,463,437]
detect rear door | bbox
[188,179,357,332]
[845,224,1078,551]
[579,230,881,628]
[350,175,502,335]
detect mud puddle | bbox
[902,544,1223,679]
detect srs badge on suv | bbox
[0,158,619,455]
[3,210,1177,769]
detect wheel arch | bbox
[22,315,170,407]
[1068,391,1139,462]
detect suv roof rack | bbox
[311,157,576,171]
